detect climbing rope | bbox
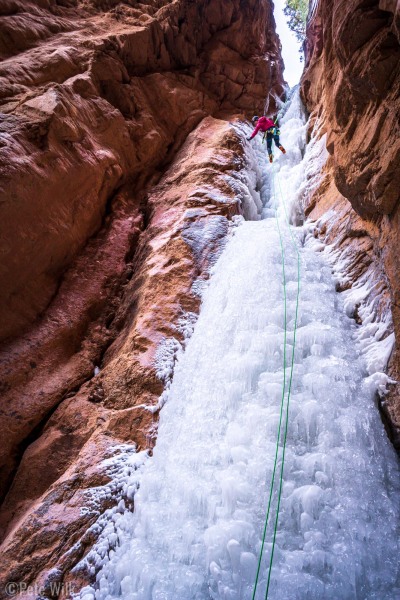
[264,168,301,599]
[251,174,288,600]
[252,159,301,600]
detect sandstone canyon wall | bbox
[0,0,284,596]
[301,0,400,447]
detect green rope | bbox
[252,165,301,600]
[264,171,301,598]
[251,171,288,600]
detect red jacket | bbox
[250,117,276,139]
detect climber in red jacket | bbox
[247,115,286,163]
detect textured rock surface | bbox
[302,0,400,217]
[0,0,283,343]
[0,0,283,594]
[301,0,400,446]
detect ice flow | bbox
[84,91,400,600]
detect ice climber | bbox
[247,115,286,163]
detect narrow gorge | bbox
[0,1,399,599]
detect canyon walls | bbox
[0,0,283,342]
[301,0,400,446]
[0,0,284,596]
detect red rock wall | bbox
[0,0,283,343]
[301,0,400,445]
[0,0,284,594]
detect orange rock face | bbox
[0,0,283,343]
[302,0,400,217]
[0,0,283,593]
[301,0,400,446]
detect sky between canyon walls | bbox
[274,0,304,87]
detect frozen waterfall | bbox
[81,91,400,600]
